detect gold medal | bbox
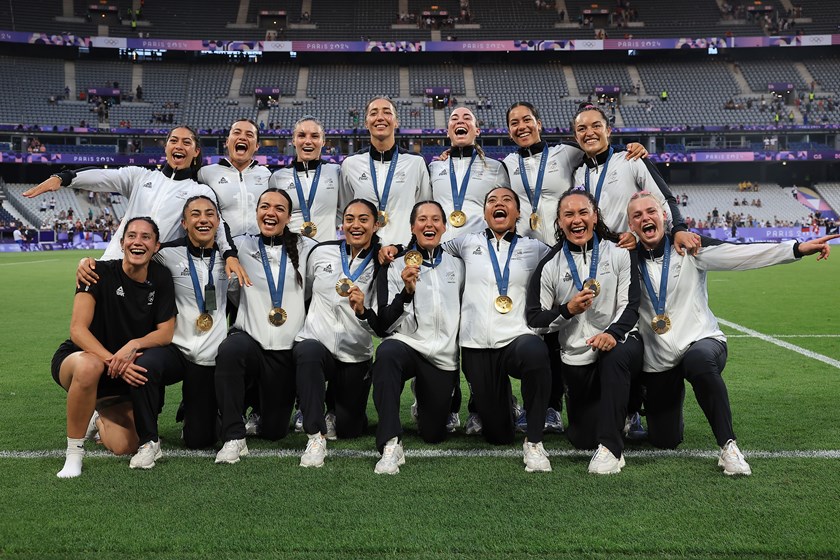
[196,312,213,333]
[449,210,467,228]
[529,212,540,230]
[582,278,601,297]
[268,307,287,326]
[404,250,423,266]
[335,277,354,297]
[377,210,389,227]
[301,221,317,238]
[494,295,513,314]
[651,313,671,335]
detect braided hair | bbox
[553,187,619,245]
[257,188,303,286]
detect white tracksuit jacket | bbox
[636,236,801,372]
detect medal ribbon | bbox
[639,235,671,316]
[259,238,288,310]
[518,148,548,218]
[368,150,399,213]
[340,240,374,282]
[292,163,322,224]
[410,243,444,269]
[584,146,614,205]
[449,151,477,213]
[187,248,216,313]
[562,233,600,291]
[486,235,518,297]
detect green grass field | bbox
[1,249,839,559]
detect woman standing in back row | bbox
[269,116,342,242]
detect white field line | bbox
[2,448,840,460]
[727,334,840,338]
[0,259,59,266]
[718,318,840,370]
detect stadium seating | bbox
[673,183,812,226]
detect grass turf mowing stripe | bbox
[718,317,840,369]
[4,448,840,459]
[0,258,60,266]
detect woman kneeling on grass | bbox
[527,188,642,475]
[294,199,382,468]
[52,217,176,478]
[214,189,316,464]
[369,201,465,474]
[626,191,838,475]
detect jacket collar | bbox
[186,239,219,257]
[368,144,399,162]
[639,235,669,259]
[259,233,287,247]
[583,146,612,169]
[450,145,475,158]
[162,164,193,180]
[291,159,324,172]
[218,158,259,171]
[484,228,518,243]
[516,140,546,158]
[564,236,597,252]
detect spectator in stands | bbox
[22,126,244,282]
[681,193,687,207]
[734,198,739,206]
[626,192,838,476]
[40,199,47,213]
[13,225,24,250]
[51,217,176,478]
[269,116,341,243]
[339,96,431,246]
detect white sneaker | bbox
[719,439,752,476]
[588,444,625,475]
[446,412,461,433]
[374,437,405,475]
[523,440,552,472]
[215,438,249,464]
[245,412,261,436]
[293,409,303,433]
[85,410,100,442]
[324,412,337,441]
[464,412,482,435]
[300,433,327,468]
[129,440,162,470]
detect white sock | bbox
[57,437,85,479]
